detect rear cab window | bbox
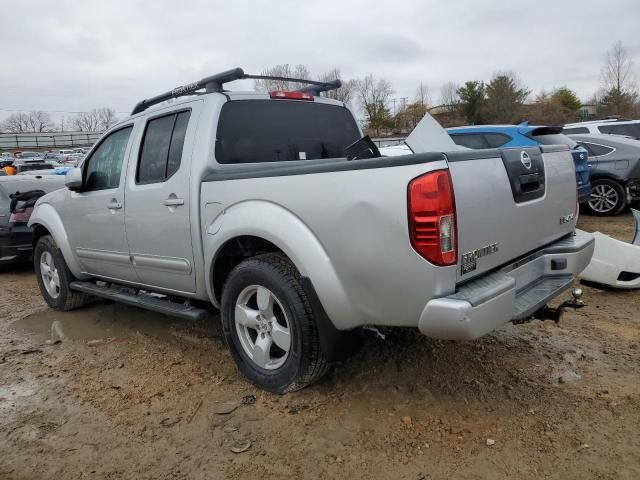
[214,100,361,164]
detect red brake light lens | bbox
[408,169,457,266]
[269,91,315,101]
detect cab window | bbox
[84,126,133,191]
[137,110,191,184]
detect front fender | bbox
[29,203,86,278]
[203,200,355,329]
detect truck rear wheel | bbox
[221,253,329,393]
[34,235,90,311]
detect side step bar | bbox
[70,281,208,321]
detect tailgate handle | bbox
[519,173,541,192]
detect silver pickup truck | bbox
[29,68,594,393]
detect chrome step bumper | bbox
[418,230,595,340]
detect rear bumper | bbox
[0,227,33,265]
[577,182,591,204]
[418,230,594,340]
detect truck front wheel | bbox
[221,253,329,393]
[34,235,89,311]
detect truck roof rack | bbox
[131,67,342,115]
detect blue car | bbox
[446,123,591,204]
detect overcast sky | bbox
[1,0,639,123]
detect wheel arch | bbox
[204,200,355,330]
[28,203,85,278]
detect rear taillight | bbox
[408,169,457,266]
[269,91,315,101]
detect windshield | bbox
[530,133,577,149]
[215,100,361,164]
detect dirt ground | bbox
[1,213,639,480]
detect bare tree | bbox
[355,74,394,135]
[602,40,637,93]
[96,107,118,130]
[439,82,460,111]
[318,68,355,104]
[71,107,118,132]
[253,64,311,92]
[0,111,53,133]
[415,82,431,107]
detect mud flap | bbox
[300,276,362,362]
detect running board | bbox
[70,281,208,321]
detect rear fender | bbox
[203,200,355,329]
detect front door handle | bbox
[107,201,122,210]
[163,198,184,206]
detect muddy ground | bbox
[1,213,639,480]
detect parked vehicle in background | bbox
[0,175,66,269]
[568,134,640,215]
[28,68,594,393]
[17,151,44,160]
[446,124,591,204]
[12,160,55,174]
[564,119,640,139]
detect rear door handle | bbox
[163,198,184,206]
[107,201,122,210]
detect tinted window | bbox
[84,127,132,191]
[598,123,640,139]
[450,133,487,149]
[582,142,615,157]
[215,100,361,164]
[483,133,511,148]
[137,110,191,183]
[563,127,589,134]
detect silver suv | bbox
[29,68,594,393]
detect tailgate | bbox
[446,145,577,282]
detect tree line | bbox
[0,107,118,134]
[254,41,639,135]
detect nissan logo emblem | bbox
[520,151,532,170]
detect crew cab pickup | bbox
[29,68,594,393]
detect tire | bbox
[34,235,90,311]
[221,253,329,394]
[583,179,626,216]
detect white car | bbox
[563,119,640,139]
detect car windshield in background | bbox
[215,100,361,164]
[530,133,577,149]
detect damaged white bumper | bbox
[579,209,640,289]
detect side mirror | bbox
[65,167,83,190]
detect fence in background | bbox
[0,131,102,150]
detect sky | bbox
[1,0,639,124]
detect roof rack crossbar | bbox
[131,68,343,115]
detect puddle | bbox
[11,301,221,344]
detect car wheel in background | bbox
[221,253,329,394]
[34,235,90,311]
[583,179,626,216]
